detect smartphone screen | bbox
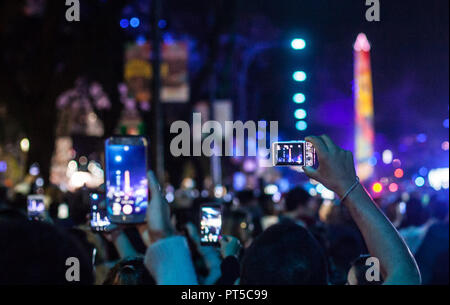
[105,137,148,224]
[27,195,45,221]
[200,204,222,246]
[90,192,111,231]
[274,142,305,166]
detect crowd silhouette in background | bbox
[0,135,448,285]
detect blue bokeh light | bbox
[416,133,427,143]
[295,121,308,131]
[291,38,306,50]
[158,19,167,29]
[120,19,129,28]
[415,176,425,187]
[293,71,307,82]
[294,109,307,120]
[130,17,140,28]
[293,93,306,104]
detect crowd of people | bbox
[0,135,448,285]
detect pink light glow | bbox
[354,33,371,52]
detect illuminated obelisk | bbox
[124,170,131,194]
[354,33,375,182]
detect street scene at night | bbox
[0,0,448,294]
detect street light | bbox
[20,138,30,152]
[293,71,307,82]
[291,38,306,50]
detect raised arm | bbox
[143,171,198,285]
[303,135,421,285]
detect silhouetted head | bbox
[0,218,93,284]
[240,222,328,285]
[284,187,311,212]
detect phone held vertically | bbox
[105,136,149,224]
[200,204,222,247]
[272,140,316,167]
[89,192,111,231]
[27,195,45,221]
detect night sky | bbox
[234,0,449,150]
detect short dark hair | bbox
[240,222,328,285]
[284,186,311,212]
[0,218,94,284]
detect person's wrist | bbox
[340,182,363,206]
[335,177,358,198]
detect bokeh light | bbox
[414,176,425,187]
[130,17,140,28]
[394,168,404,178]
[295,121,308,131]
[291,38,306,50]
[294,109,307,119]
[293,71,307,82]
[372,182,383,193]
[388,183,399,192]
[392,159,402,168]
[120,19,129,28]
[293,93,306,104]
[382,149,393,164]
[20,138,30,152]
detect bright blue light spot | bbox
[444,119,449,128]
[120,19,129,28]
[293,71,307,82]
[158,19,167,29]
[296,121,308,131]
[293,93,306,104]
[291,38,306,50]
[416,133,427,143]
[415,176,425,187]
[91,193,99,200]
[115,155,122,162]
[294,109,307,120]
[368,156,377,166]
[130,17,140,28]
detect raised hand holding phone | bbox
[219,235,241,258]
[199,204,222,247]
[302,135,357,198]
[146,170,174,243]
[302,134,421,285]
[105,136,149,224]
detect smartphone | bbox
[27,195,45,221]
[105,136,149,224]
[272,140,316,167]
[89,192,111,232]
[200,204,222,246]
